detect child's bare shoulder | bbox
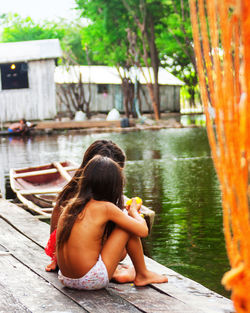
[89,199,118,212]
[91,200,120,213]
[104,202,124,217]
[98,200,119,212]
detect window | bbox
[1,62,29,90]
[97,84,109,94]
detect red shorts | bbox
[45,229,57,262]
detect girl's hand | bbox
[126,197,142,209]
[126,197,142,217]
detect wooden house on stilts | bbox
[55,66,184,117]
[0,39,62,123]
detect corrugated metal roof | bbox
[0,39,62,63]
[54,65,185,86]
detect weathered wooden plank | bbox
[0,218,141,313]
[0,199,235,313]
[0,199,49,247]
[0,281,31,313]
[108,282,199,313]
[0,243,32,312]
[59,287,141,313]
[121,256,235,313]
[0,254,84,313]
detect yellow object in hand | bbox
[126,197,142,206]
[126,197,144,217]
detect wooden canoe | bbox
[9,161,155,229]
[9,161,78,218]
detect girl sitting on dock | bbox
[56,155,168,290]
[45,140,126,272]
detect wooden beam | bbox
[53,161,72,182]
[15,192,51,217]
[13,166,77,179]
[40,208,53,213]
[18,188,62,195]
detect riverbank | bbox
[0,198,234,313]
[2,112,203,136]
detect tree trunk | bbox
[147,83,159,119]
[122,0,160,120]
[147,13,160,119]
[121,79,130,117]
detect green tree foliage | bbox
[157,0,198,106]
[75,0,199,113]
[0,13,88,65]
[76,0,165,119]
[1,14,65,42]
[75,1,131,67]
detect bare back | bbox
[57,199,112,278]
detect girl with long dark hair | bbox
[56,155,167,290]
[45,140,126,272]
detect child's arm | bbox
[126,198,143,221]
[50,202,62,234]
[107,198,148,238]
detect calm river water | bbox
[0,123,230,297]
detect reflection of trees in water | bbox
[118,127,228,296]
[146,157,229,296]
[125,159,165,258]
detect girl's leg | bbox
[126,235,168,286]
[101,226,131,280]
[112,264,135,283]
[102,227,167,285]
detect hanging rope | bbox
[189,1,250,312]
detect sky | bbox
[0,0,78,22]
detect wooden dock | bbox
[3,117,185,137]
[0,199,234,313]
[35,120,122,130]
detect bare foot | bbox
[112,264,136,283]
[45,260,58,272]
[134,270,168,286]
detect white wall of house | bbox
[0,59,57,122]
[56,83,181,115]
[55,65,183,116]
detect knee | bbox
[113,226,130,238]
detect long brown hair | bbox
[51,140,125,233]
[57,155,124,248]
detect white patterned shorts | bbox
[58,255,109,290]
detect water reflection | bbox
[0,127,229,297]
[181,114,206,126]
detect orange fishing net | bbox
[189,1,250,312]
